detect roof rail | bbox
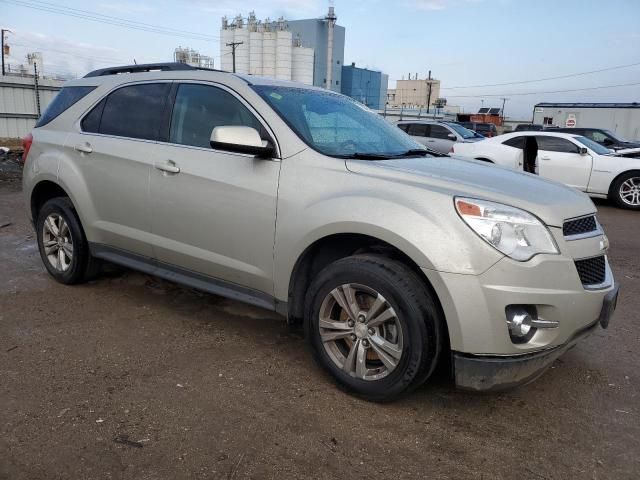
[84,62,198,78]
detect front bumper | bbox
[453,285,619,392]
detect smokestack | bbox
[325,6,337,90]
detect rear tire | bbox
[305,254,442,401]
[610,172,640,210]
[36,197,100,284]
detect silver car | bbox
[22,63,618,400]
[397,120,484,154]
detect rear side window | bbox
[35,86,96,127]
[503,136,525,149]
[536,136,580,153]
[408,123,428,137]
[85,83,170,141]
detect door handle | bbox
[154,160,180,174]
[74,143,93,154]
[427,140,435,143]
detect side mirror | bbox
[210,126,274,157]
[447,133,457,141]
[579,147,588,155]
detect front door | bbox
[536,136,592,190]
[150,82,281,295]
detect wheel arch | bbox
[286,232,448,346]
[608,169,640,198]
[474,157,494,163]
[30,180,72,221]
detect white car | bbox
[452,131,640,210]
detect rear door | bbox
[536,136,592,190]
[501,136,526,169]
[149,82,281,295]
[63,82,170,257]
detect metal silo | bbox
[262,19,276,78]
[275,18,292,80]
[292,46,314,85]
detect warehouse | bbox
[533,102,640,140]
[340,63,388,110]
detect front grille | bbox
[575,256,606,286]
[563,215,597,237]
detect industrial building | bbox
[387,75,442,109]
[533,103,640,140]
[220,12,314,85]
[287,7,344,92]
[340,63,388,110]
[174,47,214,69]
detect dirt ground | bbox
[1,157,639,479]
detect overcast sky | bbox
[3,0,640,118]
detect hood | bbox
[612,147,640,157]
[461,137,484,143]
[346,156,595,227]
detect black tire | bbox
[35,197,101,284]
[610,171,640,210]
[305,254,443,402]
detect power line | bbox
[2,0,219,42]
[9,40,164,64]
[441,61,640,89]
[444,81,640,98]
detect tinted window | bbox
[503,136,525,149]
[575,136,611,155]
[99,83,170,141]
[35,86,95,127]
[397,124,410,132]
[536,136,580,153]
[169,84,263,149]
[430,125,451,139]
[81,98,105,133]
[408,123,429,137]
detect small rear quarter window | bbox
[35,86,96,128]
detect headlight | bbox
[455,197,559,261]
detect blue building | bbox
[340,63,389,110]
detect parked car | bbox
[396,120,483,154]
[553,127,640,151]
[514,124,544,132]
[452,131,640,209]
[22,63,617,400]
[459,121,499,138]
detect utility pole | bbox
[500,97,509,125]
[1,29,13,76]
[226,41,243,73]
[426,70,433,114]
[33,62,41,117]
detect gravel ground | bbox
[1,162,638,479]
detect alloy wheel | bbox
[42,213,74,272]
[619,177,640,206]
[318,283,404,381]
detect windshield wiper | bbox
[337,152,395,160]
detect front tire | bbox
[305,255,442,401]
[36,197,100,284]
[610,172,640,210]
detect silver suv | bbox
[22,63,618,400]
[396,120,483,154]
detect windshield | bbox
[575,136,612,155]
[446,122,480,139]
[252,85,426,158]
[602,129,628,142]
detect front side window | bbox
[536,136,580,153]
[169,84,263,149]
[430,124,452,140]
[252,85,424,158]
[36,86,95,127]
[446,123,478,139]
[585,130,609,144]
[575,136,611,155]
[87,83,170,140]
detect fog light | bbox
[505,305,537,343]
[508,311,532,337]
